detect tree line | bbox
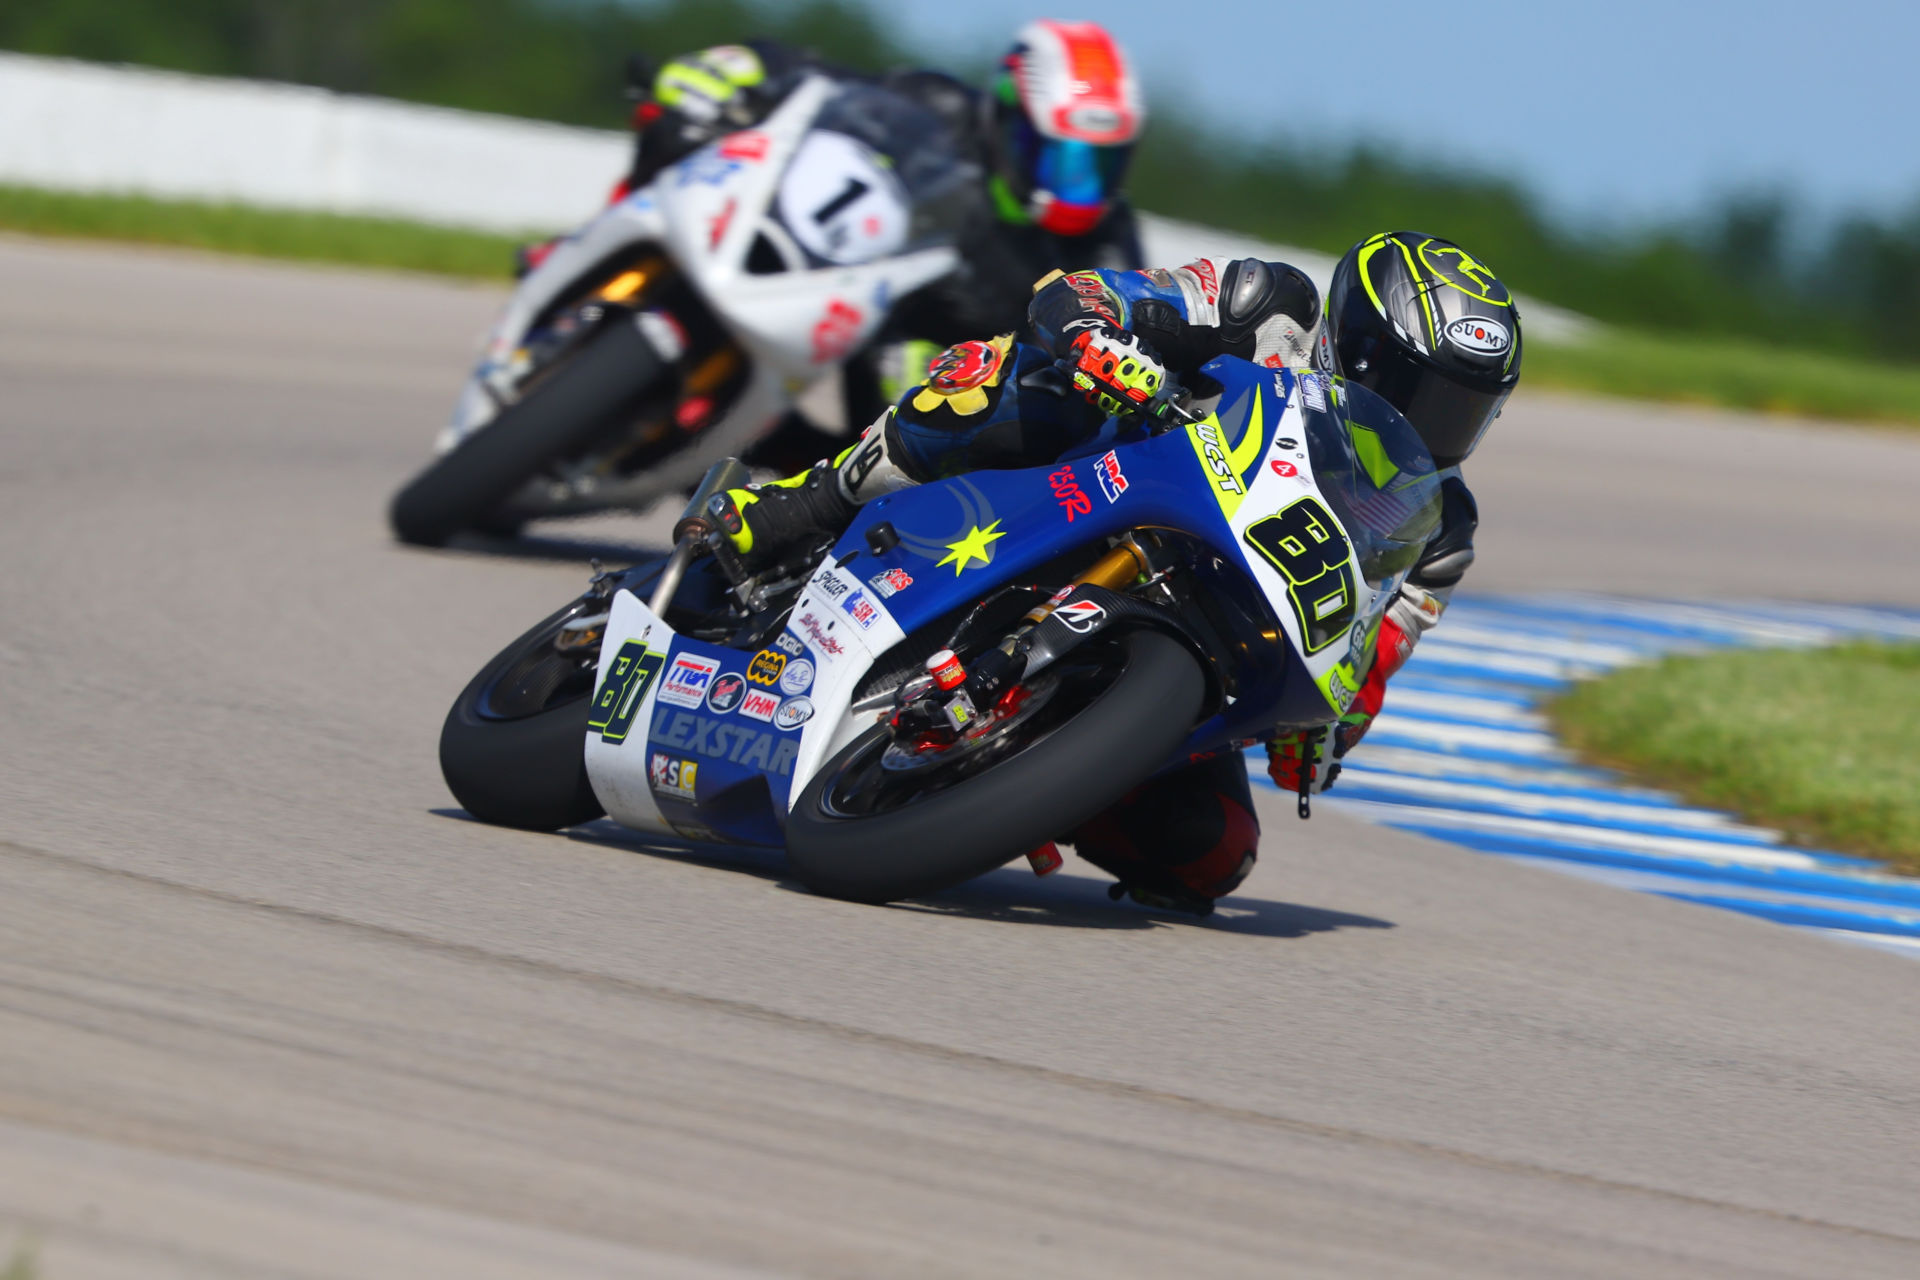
[6,0,1915,361]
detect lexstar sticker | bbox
[936,520,1007,575]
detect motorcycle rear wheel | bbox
[785,629,1204,904]
[390,316,669,546]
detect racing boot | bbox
[709,407,924,569]
[709,463,858,571]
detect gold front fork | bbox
[1017,535,1152,629]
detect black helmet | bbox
[1319,232,1521,468]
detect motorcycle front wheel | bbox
[438,601,609,831]
[784,629,1205,904]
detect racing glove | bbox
[1267,583,1443,795]
[1266,722,1347,796]
[1064,321,1167,419]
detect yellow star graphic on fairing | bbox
[935,520,1007,575]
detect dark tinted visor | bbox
[1033,137,1132,206]
[1001,111,1131,205]
[1349,341,1508,466]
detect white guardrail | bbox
[0,52,1590,340]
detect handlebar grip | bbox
[672,457,752,544]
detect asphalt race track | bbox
[4,235,1920,1278]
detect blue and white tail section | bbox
[1251,594,1920,959]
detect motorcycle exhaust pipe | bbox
[650,457,753,615]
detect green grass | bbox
[8,182,1920,428]
[1550,643,1920,876]
[2,1240,36,1280]
[0,183,523,280]
[1529,328,1920,427]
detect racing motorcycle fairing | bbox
[582,357,1441,846]
[581,558,903,842]
[439,75,973,512]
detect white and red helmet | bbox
[991,21,1145,236]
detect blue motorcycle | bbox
[438,355,1443,904]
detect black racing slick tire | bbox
[785,629,1205,904]
[439,604,606,831]
[390,317,668,546]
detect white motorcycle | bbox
[390,75,975,546]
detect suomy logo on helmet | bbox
[1443,315,1511,356]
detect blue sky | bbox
[849,0,1920,232]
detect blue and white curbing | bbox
[1249,594,1920,959]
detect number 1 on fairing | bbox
[811,177,870,225]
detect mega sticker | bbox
[747,649,787,685]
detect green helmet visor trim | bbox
[987,173,1032,224]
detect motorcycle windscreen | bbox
[1299,377,1443,587]
[775,82,980,265]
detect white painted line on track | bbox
[1324,799,1826,870]
[1412,623,1648,668]
[1748,602,1920,637]
[1376,688,1547,728]
[1402,640,1600,681]
[1518,595,1841,646]
[1332,768,1765,832]
[1362,718,1567,757]
[1334,745,1642,792]
[1816,928,1920,958]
